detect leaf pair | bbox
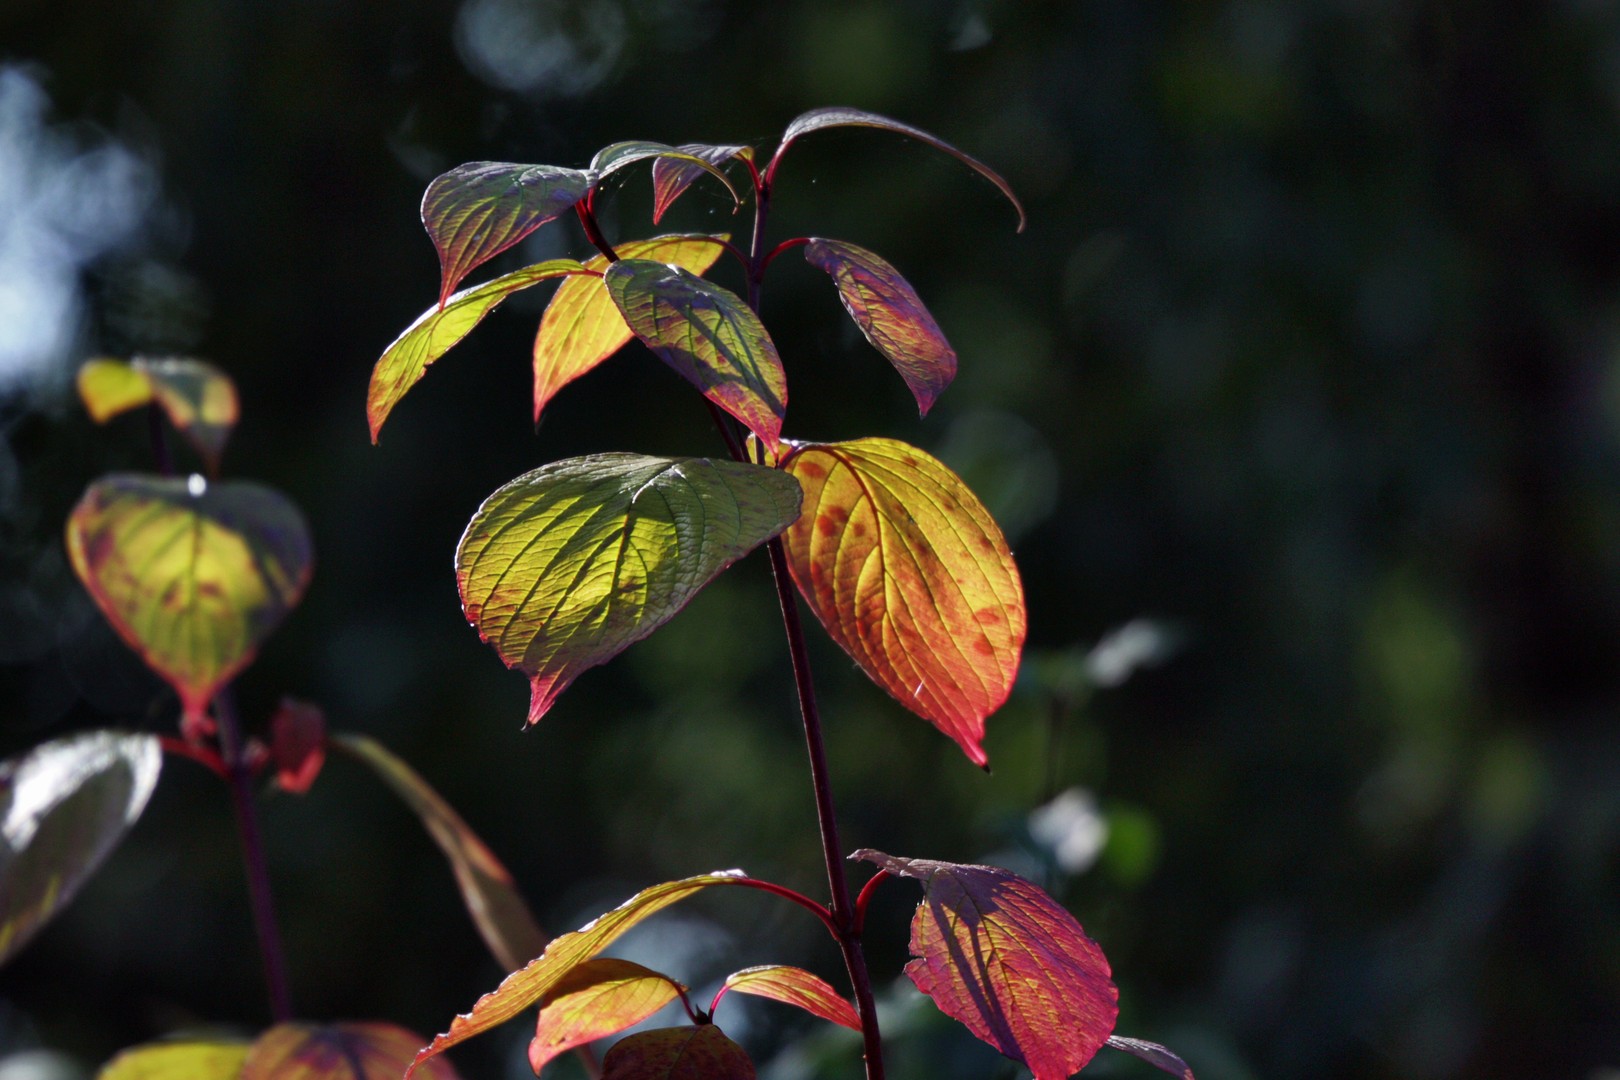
[99,1022,462,1080]
[78,357,240,475]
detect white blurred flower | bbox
[1028,787,1109,874]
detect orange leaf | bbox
[529,958,686,1074]
[716,965,860,1031]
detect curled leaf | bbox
[245,1022,462,1080]
[588,141,741,205]
[652,145,752,224]
[1106,1035,1196,1079]
[78,357,240,474]
[269,698,325,795]
[530,958,686,1074]
[423,162,589,306]
[715,965,860,1032]
[601,1025,753,1080]
[97,1040,250,1079]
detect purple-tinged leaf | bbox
[530,958,686,1074]
[804,239,956,415]
[1106,1035,1196,1079]
[715,966,860,1032]
[601,1026,753,1080]
[604,259,787,451]
[771,107,1025,232]
[244,1022,462,1080]
[652,145,752,224]
[588,141,740,205]
[852,852,1118,1080]
[423,162,590,306]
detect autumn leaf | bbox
[78,357,240,474]
[651,145,752,224]
[529,958,686,1074]
[588,141,740,205]
[713,966,860,1032]
[97,1039,250,1079]
[601,1025,753,1080]
[244,1022,462,1080]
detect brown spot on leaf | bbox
[975,607,1002,625]
[852,522,867,537]
[795,460,827,479]
[974,639,996,656]
[817,514,839,537]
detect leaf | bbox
[803,240,956,415]
[652,145,752,224]
[0,732,161,967]
[78,357,240,474]
[269,698,325,795]
[422,161,590,306]
[456,453,801,725]
[407,870,747,1076]
[97,1040,251,1079]
[1106,1035,1196,1079]
[716,965,860,1032]
[65,474,314,727]
[779,439,1025,767]
[601,1026,754,1080]
[533,236,727,423]
[244,1022,462,1080]
[852,852,1118,1080]
[331,733,546,973]
[772,107,1025,232]
[529,958,686,1074]
[604,260,787,451]
[588,141,741,205]
[369,258,585,442]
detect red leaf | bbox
[1106,1035,1196,1079]
[422,162,589,306]
[601,1026,754,1080]
[269,698,325,794]
[244,1022,463,1080]
[530,958,686,1074]
[715,965,860,1032]
[651,144,751,224]
[853,851,1118,1080]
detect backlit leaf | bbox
[604,260,787,451]
[529,958,686,1074]
[97,1040,250,1079]
[803,240,955,415]
[457,454,801,725]
[407,870,747,1076]
[369,258,585,442]
[332,733,545,973]
[601,1026,753,1080]
[716,965,860,1032]
[1106,1035,1196,1079]
[651,145,752,224]
[65,474,313,728]
[852,852,1118,1080]
[423,162,589,305]
[780,439,1024,767]
[588,141,740,205]
[269,698,325,795]
[244,1022,461,1080]
[772,107,1025,232]
[78,357,240,474]
[533,236,727,423]
[0,732,161,967]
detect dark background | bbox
[2,2,1619,1078]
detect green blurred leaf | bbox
[244,1022,462,1080]
[717,965,860,1031]
[529,958,686,1074]
[78,357,240,474]
[97,1039,250,1079]
[601,1025,753,1080]
[422,162,589,305]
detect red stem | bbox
[764,236,810,268]
[575,200,619,263]
[732,876,839,939]
[156,735,227,778]
[853,869,891,935]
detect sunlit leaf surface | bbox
[1106,1035,1197,1079]
[529,958,686,1074]
[244,1022,461,1080]
[66,475,312,728]
[457,453,801,725]
[97,1039,250,1079]
[588,141,740,204]
[604,260,787,452]
[0,732,161,967]
[717,965,860,1031]
[652,145,751,224]
[369,259,585,442]
[268,698,325,795]
[853,852,1118,1080]
[804,240,956,415]
[533,237,727,423]
[601,1025,754,1080]
[423,161,589,305]
[780,439,1024,767]
[408,871,748,1076]
[78,357,240,474]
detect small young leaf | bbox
[716,965,860,1032]
[269,698,325,795]
[369,258,585,442]
[533,236,727,423]
[780,439,1025,767]
[604,260,787,451]
[407,870,748,1076]
[331,733,546,973]
[852,852,1118,1080]
[97,1040,250,1079]
[601,1025,754,1080]
[0,732,161,967]
[588,141,741,205]
[803,240,956,415]
[1106,1035,1196,1079]
[457,454,801,725]
[79,357,241,474]
[65,475,314,728]
[651,145,752,224]
[530,958,687,1074]
[423,162,590,306]
[772,107,1026,231]
[244,1022,462,1080]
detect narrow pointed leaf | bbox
[804,240,956,415]
[369,258,585,442]
[601,1026,753,1080]
[652,145,751,224]
[66,475,313,727]
[533,236,727,423]
[604,260,787,451]
[588,141,740,205]
[423,162,589,305]
[407,870,747,1076]
[0,732,161,967]
[269,698,325,795]
[772,107,1025,232]
[853,852,1118,1080]
[457,454,801,725]
[530,958,686,1074]
[79,357,240,474]
[1106,1035,1196,1079]
[718,966,860,1032]
[244,1022,462,1080]
[332,733,545,973]
[780,439,1024,767]
[97,1040,250,1079]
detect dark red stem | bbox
[731,876,839,939]
[764,236,810,268]
[575,199,619,263]
[156,734,228,778]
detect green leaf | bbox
[456,453,801,725]
[533,236,727,423]
[65,474,314,727]
[853,852,1118,1080]
[369,258,585,443]
[78,357,240,474]
[331,733,546,973]
[604,260,787,452]
[407,870,749,1076]
[715,965,860,1032]
[588,141,741,205]
[651,145,752,224]
[803,239,956,415]
[780,439,1025,767]
[97,1039,250,1079]
[244,1023,462,1080]
[601,1026,754,1080]
[422,162,590,306]
[0,732,161,967]
[771,107,1026,232]
[530,958,687,1074]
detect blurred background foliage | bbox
[2,2,1618,1078]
